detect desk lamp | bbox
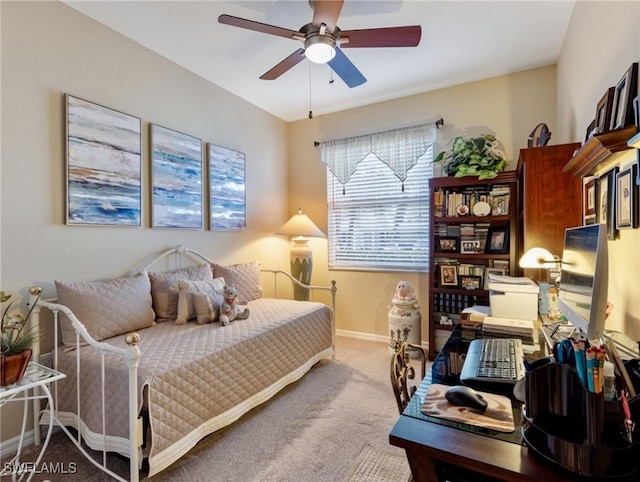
[276,209,325,301]
[519,247,562,284]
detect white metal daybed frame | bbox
[29,245,337,482]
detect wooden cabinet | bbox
[427,172,520,360]
[517,143,582,282]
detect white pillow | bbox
[174,277,226,325]
[192,291,225,325]
[55,272,155,349]
[149,264,213,322]
[212,261,263,302]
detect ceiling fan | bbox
[218,0,421,88]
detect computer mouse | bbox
[445,385,488,412]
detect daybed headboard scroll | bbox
[134,244,214,275]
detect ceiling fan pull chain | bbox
[308,62,313,119]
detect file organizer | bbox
[522,362,638,477]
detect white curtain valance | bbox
[320,122,438,188]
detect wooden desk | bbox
[389,325,636,482]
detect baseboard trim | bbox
[336,329,427,349]
[0,429,35,458]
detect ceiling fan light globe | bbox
[304,36,336,64]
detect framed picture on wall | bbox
[597,166,618,239]
[615,164,638,229]
[583,178,597,220]
[65,94,142,226]
[208,143,246,230]
[151,124,203,229]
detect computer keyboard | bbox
[460,338,525,385]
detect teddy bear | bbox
[394,281,416,301]
[219,284,250,326]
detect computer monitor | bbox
[557,224,609,340]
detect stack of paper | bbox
[482,316,539,352]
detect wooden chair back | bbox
[390,341,428,414]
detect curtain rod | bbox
[313,117,444,147]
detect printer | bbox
[488,275,539,322]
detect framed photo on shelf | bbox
[595,87,615,135]
[610,62,638,131]
[459,275,482,291]
[615,164,638,229]
[436,236,459,253]
[439,265,458,287]
[491,194,510,215]
[584,119,596,143]
[583,177,597,218]
[460,239,482,254]
[485,226,509,254]
[484,267,506,289]
[598,166,618,239]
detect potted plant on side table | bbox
[435,134,508,180]
[1,289,40,386]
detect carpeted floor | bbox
[1,336,419,481]
[343,445,411,482]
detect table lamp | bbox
[276,209,325,301]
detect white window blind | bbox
[326,146,433,271]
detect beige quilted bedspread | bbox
[50,298,333,475]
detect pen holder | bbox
[522,362,638,478]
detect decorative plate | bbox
[456,204,470,216]
[472,201,491,216]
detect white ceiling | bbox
[63,0,577,122]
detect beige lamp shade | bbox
[519,247,558,268]
[276,209,325,238]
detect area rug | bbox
[343,444,411,482]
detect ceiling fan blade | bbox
[327,48,366,88]
[218,14,299,40]
[339,26,422,48]
[260,49,306,80]
[312,0,344,33]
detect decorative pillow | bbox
[192,291,225,325]
[212,261,263,302]
[174,278,226,325]
[55,272,155,349]
[149,264,212,322]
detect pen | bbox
[573,339,587,388]
[621,390,635,443]
[586,347,595,392]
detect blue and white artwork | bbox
[151,125,203,229]
[66,95,142,226]
[208,144,246,230]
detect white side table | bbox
[0,362,65,481]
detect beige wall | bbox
[288,66,558,338]
[557,0,640,340]
[1,1,291,442]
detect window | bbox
[326,144,433,271]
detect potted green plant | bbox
[435,134,508,180]
[1,290,39,386]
